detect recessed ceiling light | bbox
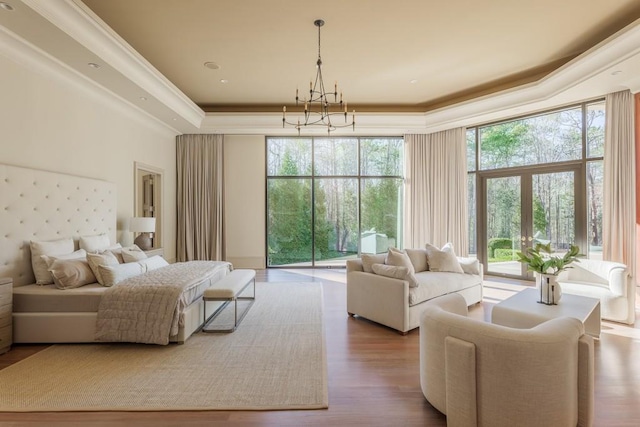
[611,70,622,76]
[139,96,147,101]
[87,62,100,69]
[204,62,221,70]
[410,79,418,84]
[172,118,177,121]
[0,2,14,11]
[220,79,229,84]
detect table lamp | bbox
[129,217,156,251]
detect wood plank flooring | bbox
[0,269,639,426]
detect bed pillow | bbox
[79,233,111,253]
[122,245,148,263]
[30,238,75,285]
[138,255,169,271]
[385,247,415,274]
[371,263,419,288]
[87,251,121,286]
[98,262,145,287]
[405,248,429,273]
[48,258,97,289]
[424,243,464,274]
[106,243,125,263]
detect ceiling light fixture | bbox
[220,79,229,84]
[139,96,147,101]
[611,70,622,76]
[0,2,14,11]
[282,19,355,134]
[204,62,220,70]
[87,62,100,69]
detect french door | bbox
[478,163,585,279]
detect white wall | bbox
[0,54,178,262]
[223,135,266,268]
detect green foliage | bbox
[487,237,513,258]
[532,196,547,235]
[492,248,517,261]
[516,243,581,275]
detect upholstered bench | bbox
[202,269,256,333]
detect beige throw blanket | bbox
[96,261,231,345]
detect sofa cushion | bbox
[409,272,481,306]
[372,263,419,288]
[386,247,415,274]
[458,257,480,275]
[361,253,387,273]
[406,248,429,273]
[425,243,464,274]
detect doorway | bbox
[478,163,585,279]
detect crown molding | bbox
[21,0,204,128]
[0,23,180,136]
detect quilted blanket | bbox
[95,260,231,345]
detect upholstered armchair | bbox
[557,258,635,324]
[420,293,594,427]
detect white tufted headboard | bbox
[0,164,117,286]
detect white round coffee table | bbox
[491,288,601,338]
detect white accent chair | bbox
[420,293,594,427]
[558,259,635,324]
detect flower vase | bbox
[536,273,562,305]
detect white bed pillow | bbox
[138,255,169,271]
[121,245,148,263]
[98,262,145,287]
[30,238,75,285]
[87,251,121,286]
[106,243,125,263]
[48,258,97,289]
[424,243,464,274]
[79,233,111,253]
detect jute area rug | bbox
[0,281,327,412]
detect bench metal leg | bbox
[201,278,255,333]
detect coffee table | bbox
[491,288,601,338]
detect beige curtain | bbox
[603,90,636,279]
[403,129,468,254]
[176,134,224,261]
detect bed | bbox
[0,163,230,344]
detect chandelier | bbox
[282,19,355,134]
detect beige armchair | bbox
[557,258,635,324]
[420,293,594,427]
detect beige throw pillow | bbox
[30,238,75,285]
[405,248,429,273]
[48,258,97,289]
[424,243,464,274]
[86,251,120,286]
[361,253,386,273]
[385,247,415,274]
[122,245,148,263]
[371,263,419,288]
[458,257,481,275]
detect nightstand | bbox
[0,277,12,355]
[144,248,164,258]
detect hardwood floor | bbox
[1,270,639,426]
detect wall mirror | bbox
[134,162,164,249]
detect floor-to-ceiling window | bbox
[467,100,605,279]
[267,137,404,267]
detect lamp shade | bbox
[129,217,156,233]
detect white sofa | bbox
[346,252,483,334]
[420,293,594,427]
[558,258,635,325]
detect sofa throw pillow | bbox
[86,250,120,286]
[385,247,415,274]
[405,248,429,273]
[458,257,481,275]
[48,258,97,289]
[79,233,111,253]
[122,245,148,263]
[98,262,145,287]
[371,263,419,288]
[30,238,75,285]
[424,243,464,274]
[361,253,386,273]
